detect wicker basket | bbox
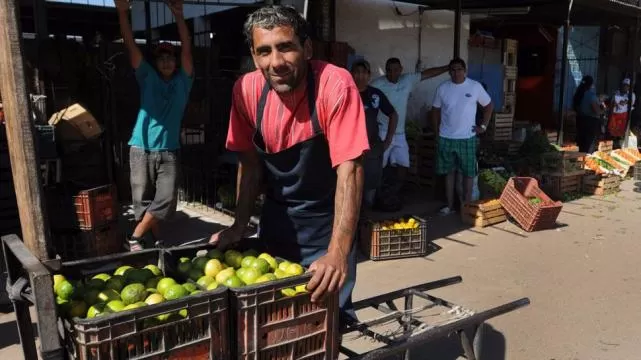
[499,177,563,232]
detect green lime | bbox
[55,280,75,300]
[241,256,257,269]
[156,278,177,296]
[182,283,197,293]
[206,249,224,261]
[105,275,126,292]
[120,283,147,305]
[164,284,189,301]
[250,258,270,275]
[144,264,163,277]
[114,266,134,277]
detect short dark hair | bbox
[351,59,371,73]
[449,58,467,70]
[385,57,401,68]
[243,5,309,48]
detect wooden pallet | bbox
[503,92,516,113]
[504,65,518,79]
[597,140,613,152]
[582,173,621,196]
[461,200,507,228]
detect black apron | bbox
[252,66,357,321]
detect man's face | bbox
[385,63,402,83]
[250,25,311,93]
[351,66,370,89]
[155,53,176,78]
[622,83,630,93]
[449,64,466,83]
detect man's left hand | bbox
[306,250,348,303]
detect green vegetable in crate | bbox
[182,282,197,293]
[156,277,177,296]
[145,293,165,305]
[125,268,155,284]
[97,289,120,303]
[144,265,163,277]
[163,284,189,301]
[206,249,224,261]
[223,275,245,288]
[68,300,88,318]
[106,275,126,292]
[114,266,134,277]
[106,300,126,312]
[528,197,542,205]
[55,279,76,300]
[479,169,508,195]
[224,250,244,269]
[204,259,225,277]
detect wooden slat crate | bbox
[541,151,586,176]
[583,173,621,196]
[502,39,518,66]
[503,92,516,113]
[407,133,437,189]
[461,199,507,228]
[598,140,613,152]
[504,65,518,79]
[543,174,584,200]
[490,113,514,141]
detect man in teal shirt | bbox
[116,0,193,250]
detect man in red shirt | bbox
[210,5,369,324]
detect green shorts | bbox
[436,136,478,177]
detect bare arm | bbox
[383,112,398,148]
[167,0,193,77]
[115,0,142,69]
[421,65,449,81]
[431,107,441,134]
[232,150,263,234]
[480,102,494,127]
[328,158,364,258]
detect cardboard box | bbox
[48,103,102,141]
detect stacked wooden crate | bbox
[597,140,613,152]
[541,149,586,200]
[407,133,437,190]
[461,199,507,228]
[583,172,621,196]
[488,39,518,142]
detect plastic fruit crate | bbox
[58,249,229,360]
[164,243,340,360]
[635,161,641,181]
[73,184,117,230]
[52,222,122,261]
[359,216,428,261]
[499,177,563,232]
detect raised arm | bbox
[115,0,143,69]
[421,65,449,81]
[167,0,193,77]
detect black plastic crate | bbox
[164,242,340,360]
[634,161,641,181]
[58,249,230,360]
[359,215,428,261]
[51,222,122,261]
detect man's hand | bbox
[209,225,243,250]
[383,138,392,150]
[473,125,486,134]
[115,0,129,12]
[166,0,184,16]
[306,250,348,303]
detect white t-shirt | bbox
[432,78,491,139]
[612,90,636,114]
[370,73,421,138]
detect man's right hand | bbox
[115,0,130,12]
[209,225,243,249]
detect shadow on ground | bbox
[408,323,506,360]
[0,320,38,350]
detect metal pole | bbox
[623,16,640,147]
[454,0,462,58]
[557,0,574,145]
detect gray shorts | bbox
[129,147,179,222]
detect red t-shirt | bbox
[226,60,369,168]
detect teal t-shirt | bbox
[128,61,193,151]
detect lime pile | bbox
[53,263,197,321]
[177,248,308,296]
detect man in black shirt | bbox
[351,59,398,207]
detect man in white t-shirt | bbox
[432,58,493,215]
[371,58,448,194]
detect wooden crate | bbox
[407,133,437,189]
[461,199,507,228]
[503,92,516,113]
[502,39,518,66]
[543,174,584,200]
[597,140,613,152]
[583,173,621,196]
[541,151,586,176]
[504,65,518,79]
[490,113,514,141]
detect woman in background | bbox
[573,76,603,153]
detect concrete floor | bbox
[1,181,640,359]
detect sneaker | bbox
[127,236,144,252]
[439,206,455,216]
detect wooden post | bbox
[0,0,52,261]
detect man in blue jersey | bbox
[115,0,194,250]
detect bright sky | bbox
[47,0,115,7]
